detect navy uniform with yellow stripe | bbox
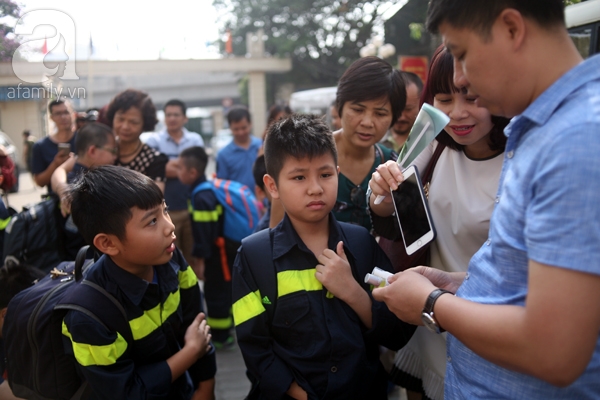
[188,176,237,344]
[61,248,216,399]
[232,214,416,399]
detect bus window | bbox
[596,25,600,55]
[565,0,600,58]
[569,26,592,59]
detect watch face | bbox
[421,312,439,334]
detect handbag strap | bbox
[421,141,446,185]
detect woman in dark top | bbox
[105,89,168,191]
[332,56,406,232]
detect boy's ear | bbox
[337,165,340,175]
[86,145,98,159]
[93,233,122,256]
[263,174,279,199]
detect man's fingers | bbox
[372,286,386,302]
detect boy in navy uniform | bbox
[177,146,237,349]
[63,166,216,399]
[232,114,415,399]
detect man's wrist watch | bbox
[421,288,453,334]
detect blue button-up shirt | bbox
[145,128,204,210]
[445,55,600,399]
[216,136,262,192]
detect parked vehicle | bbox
[566,0,600,58]
[289,87,337,116]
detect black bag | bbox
[3,195,66,272]
[2,246,132,400]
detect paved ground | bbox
[7,171,407,400]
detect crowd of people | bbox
[1,0,600,399]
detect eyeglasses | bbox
[100,146,119,155]
[51,111,71,117]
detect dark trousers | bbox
[204,238,238,342]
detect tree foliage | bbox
[0,0,21,61]
[213,0,388,89]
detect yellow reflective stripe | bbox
[277,269,322,298]
[129,290,180,340]
[232,290,265,325]
[0,217,10,230]
[192,204,223,222]
[178,267,198,289]
[62,320,127,366]
[207,316,233,329]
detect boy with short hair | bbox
[68,122,118,182]
[232,114,415,399]
[63,166,216,399]
[177,146,237,349]
[58,122,118,260]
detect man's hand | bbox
[372,269,438,325]
[398,266,465,294]
[53,149,71,167]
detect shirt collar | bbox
[160,127,190,143]
[509,55,600,138]
[189,176,207,193]
[101,254,180,306]
[271,213,359,262]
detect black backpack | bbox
[2,246,132,400]
[3,195,66,272]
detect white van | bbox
[289,87,337,115]
[565,0,600,58]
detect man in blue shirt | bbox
[31,100,76,193]
[145,99,205,265]
[216,106,261,192]
[371,1,600,399]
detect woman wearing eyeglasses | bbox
[332,56,406,231]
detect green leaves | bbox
[214,0,386,87]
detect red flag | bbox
[41,37,48,54]
[225,29,233,54]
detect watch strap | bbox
[423,288,453,332]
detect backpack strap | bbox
[240,229,277,321]
[55,248,133,343]
[191,181,213,208]
[338,223,373,278]
[421,141,446,199]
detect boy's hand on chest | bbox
[315,241,357,301]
